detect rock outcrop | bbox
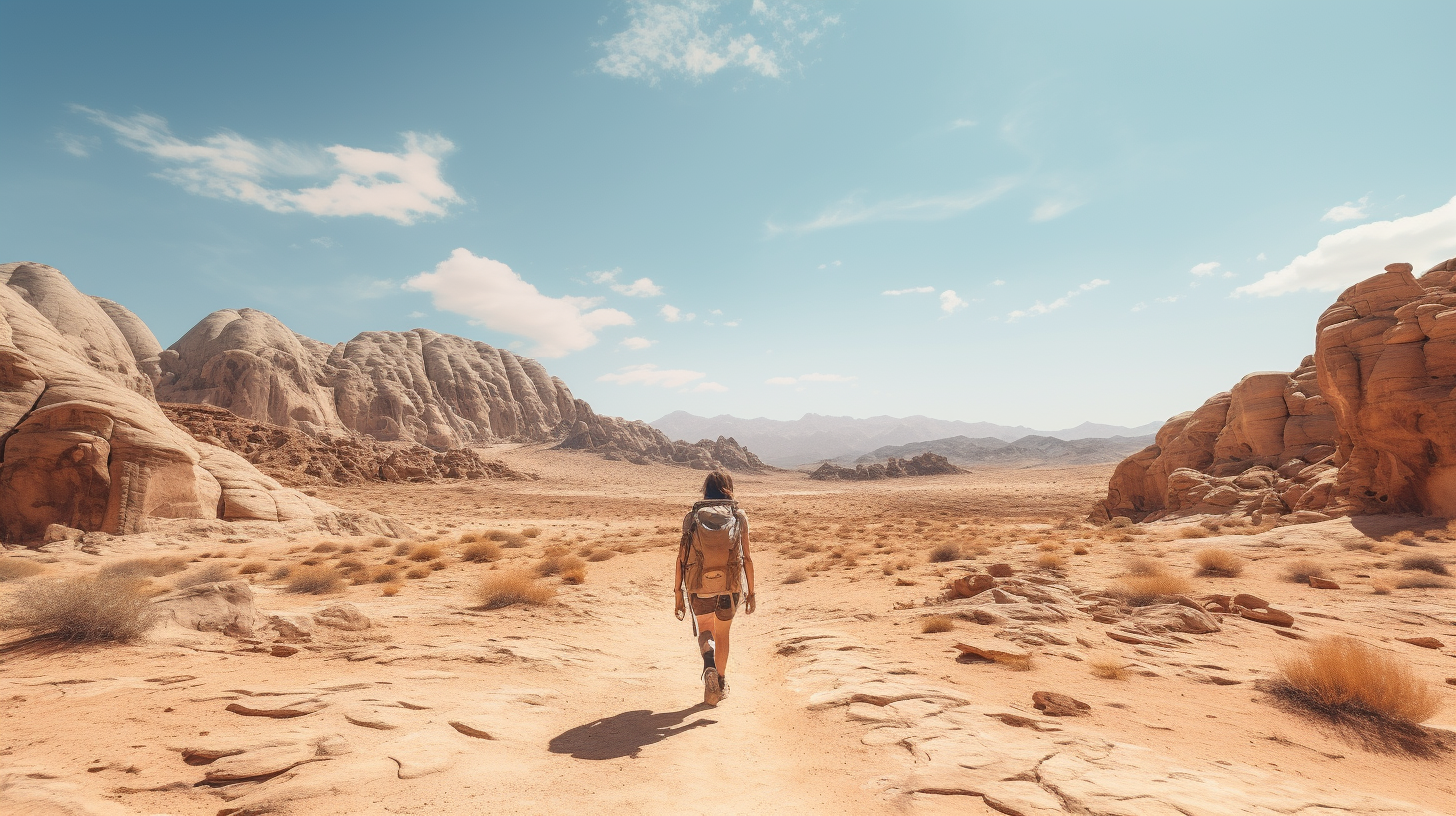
[157,307,767,471]
[808,452,966,481]
[0,263,399,545]
[1095,258,1456,523]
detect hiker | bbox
[674,470,755,706]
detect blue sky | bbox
[4,1,1455,429]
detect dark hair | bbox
[703,471,734,500]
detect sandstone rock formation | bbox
[1096,258,1456,523]
[808,452,965,481]
[162,402,525,486]
[0,263,401,545]
[157,307,767,471]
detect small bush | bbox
[1088,654,1127,680]
[1177,526,1212,539]
[523,527,542,538]
[1371,578,1393,594]
[405,566,430,579]
[1395,575,1452,589]
[335,557,366,572]
[286,565,345,594]
[783,569,807,584]
[428,560,448,572]
[1283,559,1328,583]
[1399,556,1450,576]
[1,576,155,641]
[1195,548,1244,578]
[99,556,188,579]
[393,542,412,555]
[372,565,401,584]
[1107,516,1133,528]
[0,558,45,582]
[173,563,234,588]
[586,549,617,562]
[337,544,357,555]
[236,561,268,575]
[311,541,338,553]
[1111,574,1194,605]
[408,543,443,562]
[1124,556,1164,577]
[928,543,962,563]
[370,537,393,549]
[1277,636,1439,723]
[475,571,555,609]
[1072,544,1089,556]
[381,582,401,596]
[1035,553,1065,570]
[921,615,955,633]
[559,556,587,585]
[485,529,529,547]
[461,541,502,563]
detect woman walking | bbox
[674,471,756,705]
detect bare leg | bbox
[713,617,732,676]
[695,614,716,665]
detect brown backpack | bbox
[683,500,744,596]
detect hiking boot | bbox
[718,676,729,702]
[703,667,722,706]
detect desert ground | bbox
[2,447,1454,816]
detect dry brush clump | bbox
[1275,636,1440,725]
[782,568,808,585]
[1110,558,1193,605]
[460,541,502,563]
[1034,553,1065,571]
[173,563,235,588]
[99,556,188,580]
[1399,555,1450,576]
[1195,548,1244,578]
[286,565,346,594]
[475,570,556,609]
[1282,559,1328,583]
[1,575,156,641]
[586,549,616,562]
[927,542,963,563]
[1088,653,1128,680]
[408,543,444,562]
[920,615,955,633]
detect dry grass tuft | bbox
[236,561,268,575]
[1276,636,1440,724]
[1394,575,1452,589]
[1195,548,1244,577]
[485,529,529,548]
[380,582,401,596]
[523,527,542,538]
[586,549,617,562]
[1111,573,1194,605]
[173,563,234,588]
[401,566,427,579]
[1072,544,1089,556]
[286,565,345,594]
[0,558,45,582]
[1034,553,1065,570]
[1283,559,1328,583]
[311,541,338,553]
[408,543,443,562]
[1177,525,1213,539]
[1,576,155,641]
[1399,555,1450,576]
[371,565,401,584]
[782,569,808,584]
[1370,579,1393,595]
[99,556,188,580]
[559,556,588,585]
[475,571,555,609]
[920,615,955,633]
[927,542,963,563]
[1124,556,1164,577]
[1088,654,1127,680]
[460,541,502,563]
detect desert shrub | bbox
[269,563,293,580]
[1195,548,1244,577]
[311,541,338,553]
[485,529,529,547]
[543,544,569,558]
[236,561,268,575]
[381,582,401,596]
[475,571,555,609]
[1072,544,1089,556]
[1035,553,1065,570]
[1088,654,1127,680]
[0,558,45,582]
[337,544,357,555]
[928,543,962,563]
[461,541,502,563]
[428,560,448,572]
[1399,555,1450,576]
[300,556,325,566]
[783,569,808,584]
[405,566,430,579]
[1107,516,1133,528]
[559,556,587,585]
[1,576,155,641]
[920,615,955,633]
[393,542,412,555]
[1371,579,1393,595]
[408,543,443,562]
[586,549,616,562]
[371,565,401,584]
[1177,526,1212,540]
[335,557,366,572]
[1123,557,1164,577]
[286,565,345,594]
[1111,574,1194,605]
[523,527,542,538]
[1036,541,1059,552]
[99,556,188,579]
[1283,559,1328,583]
[173,563,234,588]
[1277,636,1439,724]
[1395,575,1452,589]
[369,537,393,548]
[457,530,484,543]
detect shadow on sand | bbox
[549,704,718,760]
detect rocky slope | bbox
[1095,259,1456,524]
[849,433,1154,468]
[157,308,765,471]
[0,263,405,545]
[808,452,965,481]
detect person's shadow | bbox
[549,704,717,760]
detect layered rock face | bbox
[159,309,766,471]
[0,263,398,545]
[1096,258,1456,523]
[809,452,966,481]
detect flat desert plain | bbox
[2,446,1454,816]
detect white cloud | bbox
[992,279,1005,286]
[1006,278,1109,322]
[1157,295,1180,304]
[597,0,839,84]
[404,249,633,357]
[817,260,842,269]
[766,372,854,385]
[949,118,977,130]
[1189,261,1220,277]
[1030,198,1081,222]
[1237,196,1456,296]
[588,268,619,284]
[939,290,968,314]
[56,131,97,157]
[77,107,460,224]
[620,336,656,350]
[1256,252,1267,261]
[775,179,1017,234]
[598,363,704,388]
[882,286,934,295]
[1131,302,1147,312]
[615,277,663,297]
[408,310,426,319]
[660,304,695,322]
[723,320,739,327]
[693,381,728,392]
[1322,195,1370,222]
[311,237,335,249]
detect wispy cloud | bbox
[1189,261,1220,277]
[882,286,934,296]
[1006,278,1109,322]
[817,260,842,269]
[772,178,1018,234]
[992,279,1005,286]
[55,131,98,157]
[620,336,656,350]
[590,267,664,297]
[1322,195,1370,223]
[1030,197,1081,222]
[660,304,695,322]
[765,372,854,385]
[596,0,838,85]
[598,363,705,388]
[939,290,967,314]
[77,107,460,224]
[693,381,728,392]
[1237,196,1456,296]
[405,249,632,357]
[948,118,977,131]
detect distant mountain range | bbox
[840,434,1156,470]
[650,412,1163,467]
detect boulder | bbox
[1308,576,1341,589]
[1129,603,1221,634]
[313,604,371,631]
[952,574,996,598]
[809,452,966,481]
[151,580,258,637]
[1031,691,1090,717]
[1396,636,1444,649]
[987,563,1014,578]
[1240,607,1295,627]
[1232,593,1269,610]
[953,639,1030,663]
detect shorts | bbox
[690,593,739,621]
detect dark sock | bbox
[702,649,715,670]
